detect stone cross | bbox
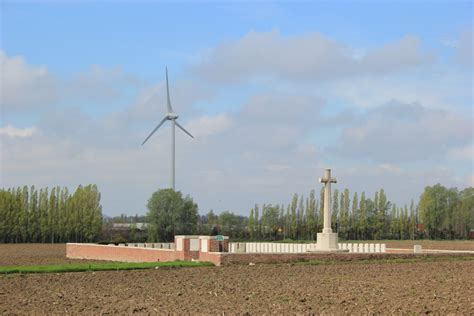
[319,169,337,234]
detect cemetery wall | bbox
[66,241,472,266]
[198,251,225,266]
[66,238,226,265]
[176,239,200,260]
[67,243,177,263]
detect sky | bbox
[1,1,473,217]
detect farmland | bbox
[0,244,91,266]
[0,242,473,314]
[382,240,474,251]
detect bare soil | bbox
[1,259,473,314]
[0,244,103,266]
[0,243,473,314]
[385,240,474,251]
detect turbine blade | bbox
[175,121,194,139]
[166,67,173,113]
[142,116,168,145]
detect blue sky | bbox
[3,2,471,74]
[1,1,473,216]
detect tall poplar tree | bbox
[307,190,317,240]
[248,208,255,240]
[332,189,339,232]
[290,194,298,239]
[351,192,359,239]
[359,192,367,240]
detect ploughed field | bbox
[1,257,473,314]
[0,243,473,314]
[0,244,101,266]
[384,240,474,251]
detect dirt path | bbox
[1,259,473,314]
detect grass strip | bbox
[0,260,214,274]
[296,254,474,266]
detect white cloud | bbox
[316,67,473,112]
[378,163,402,174]
[185,114,232,138]
[448,144,474,161]
[0,50,57,112]
[193,30,431,82]
[63,65,143,103]
[0,50,147,115]
[0,124,37,138]
[336,100,472,162]
[263,164,292,172]
[360,36,430,73]
[296,144,318,155]
[118,77,215,128]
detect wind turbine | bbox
[142,68,194,190]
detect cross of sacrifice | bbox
[319,169,337,234]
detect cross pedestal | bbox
[315,231,339,251]
[313,169,347,252]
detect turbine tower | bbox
[142,68,194,190]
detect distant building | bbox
[99,222,149,242]
[112,223,148,231]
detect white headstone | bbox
[369,243,375,253]
[176,237,183,251]
[201,239,208,252]
[353,244,359,253]
[414,245,422,254]
[190,239,199,251]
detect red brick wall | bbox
[208,239,229,252]
[198,252,224,266]
[67,236,228,266]
[66,244,178,263]
[182,239,199,260]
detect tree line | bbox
[198,184,473,241]
[0,185,103,243]
[1,183,471,243]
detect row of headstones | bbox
[111,243,175,249]
[339,243,386,253]
[229,242,387,253]
[231,242,316,253]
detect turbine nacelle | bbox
[167,113,179,120]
